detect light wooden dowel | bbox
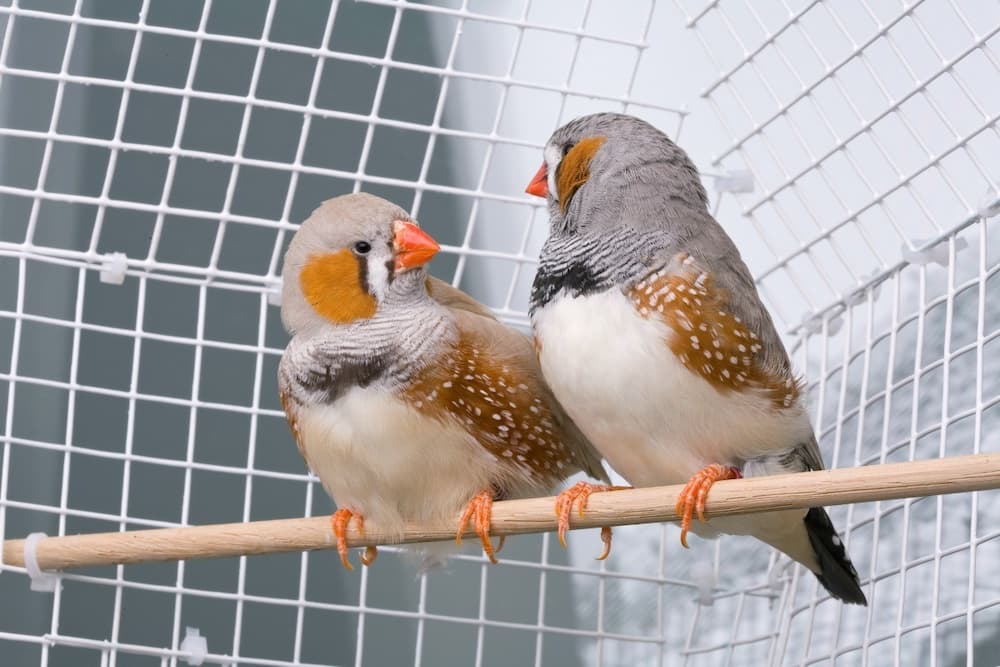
[3,453,999,572]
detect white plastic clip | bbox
[713,169,755,194]
[800,314,822,336]
[845,274,880,306]
[801,310,843,336]
[23,532,58,592]
[844,287,866,307]
[180,626,208,666]
[689,560,717,606]
[266,277,283,307]
[901,237,968,268]
[979,189,1000,220]
[99,252,129,285]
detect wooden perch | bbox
[3,453,999,572]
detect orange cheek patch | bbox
[300,249,377,324]
[629,253,802,410]
[556,135,606,213]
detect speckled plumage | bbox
[528,113,866,604]
[628,253,803,409]
[279,193,608,568]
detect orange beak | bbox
[392,220,439,271]
[525,162,549,198]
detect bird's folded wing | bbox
[631,252,826,471]
[425,276,500,320]
[443,293,611,485]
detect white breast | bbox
[296,386,502,538]
[533,289,813,488]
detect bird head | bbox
[280,192,440,334]
[525,112,709,234]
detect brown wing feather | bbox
[278,384,311,468]
[629,252,803,410]
[406,287,610,487]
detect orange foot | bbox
[676,464,742,548]
[457,489,500,564]
[331,508,377,571]
[554,481,629,560]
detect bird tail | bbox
[803,507,867,605]
[714,506,867,605]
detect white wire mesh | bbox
[0,1,997,665]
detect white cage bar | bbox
[0,1,997,665]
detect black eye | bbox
[562,143,575,157]
[353,241,371,255]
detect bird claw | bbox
[332,508,370,571]
[676,464,741,548]
[554,481,628,558]
[597,526,612,561]
[457,490,499,564]
[360,545,378,567]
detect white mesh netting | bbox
[0,1,998,665]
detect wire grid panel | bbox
[676,0,1000,664]
[681,0,1000,334]
[0,0,997,666]
[0,1,696,666]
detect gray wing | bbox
[769,436,825,473]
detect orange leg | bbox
[456,490,500,564]
[554,481,629,560]
[332,508,375,571]
[676,464,742,548]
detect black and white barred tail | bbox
[804,507,867,605]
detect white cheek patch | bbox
[364,249,392,299]
[544,144,562,201]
